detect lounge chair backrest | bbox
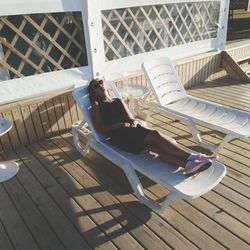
[142,57,187,105]
[72,80,122,142]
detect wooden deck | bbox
[0,79,249,250]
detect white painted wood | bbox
[0,67,91,106]
[100,0,223,10]
[0,0,93,106]
[87,0,229,79]
[102,39,217,80]
[0,0,83,16]
[87,0,106,78]
[216,0,230,51]
[0,0,229,104]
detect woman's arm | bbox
[90,101,131,133]
[119,99,139,127]
[120,99,134,121]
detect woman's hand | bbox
[113,121,138,129]
[113,122,131,129]
[121,122,131,128]
[129,120,138,127]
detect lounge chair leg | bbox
[189,121,238,153]
[213,134,237,154]
[186,119,217,152]
[123,164,179,213]
[72,119,90,156]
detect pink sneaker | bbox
[196,154,218,161]
[184,160,213,176]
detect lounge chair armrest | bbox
[149,102,192,123]
[149,103,212,149]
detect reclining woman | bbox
[88,78,216,176]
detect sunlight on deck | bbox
[0,79,249,250]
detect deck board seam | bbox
[58,134,198,250]
[36,138,148,250]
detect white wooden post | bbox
[86,0,106,78]
[216,0,230,51]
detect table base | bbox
[0,161,19,183]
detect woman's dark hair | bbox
[88,78,103,103]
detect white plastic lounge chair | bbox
[72,81,226,214]
[142,57,250,154]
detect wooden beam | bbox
[220,51,250,82]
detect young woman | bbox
[88,78,216,176]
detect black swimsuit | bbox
[99,98,151,154]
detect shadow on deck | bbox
[0,79,249,250]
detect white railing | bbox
[0,0,92,105]
[0,0,230,105]
[87,0,229,80]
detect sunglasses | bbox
[93,79,103,89]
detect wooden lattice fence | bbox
[0,12,87,80]
[101,1,220,61]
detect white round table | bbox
[0,118,19,183]
[118,84,150,116]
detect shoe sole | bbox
[186,160,213,177]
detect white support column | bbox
[80,0,94,80]
[216,0,230,51]
[87,0,106,78]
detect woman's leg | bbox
[146,131,214,174]
[147,144,187,167]
[144,130,191,159]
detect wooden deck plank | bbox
[0,220,14,250]
[56,134,204,250]
[60,94,74,130]
[11,109,29,147]
[14,147,112,250]
[29,104,45,140]
[212,184,250,212]
[62,133,249,250]
[28,142,142,250]
[220,176,250,199]
[58,133,225,250]
[0,183,40,250]
[45,99,60,135]
[0,156,65,250]
[146,181,250,250]
[53,97,67,132]
[2,151,91,250]
[41,136,174,250]
[0,79,249,250]
[20,106,37,144]
[37,102,52,135]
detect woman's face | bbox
[92,79,107,97]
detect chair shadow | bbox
[8,142,153,249]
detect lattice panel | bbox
[0,12,87,80]
[102,1,220,61]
